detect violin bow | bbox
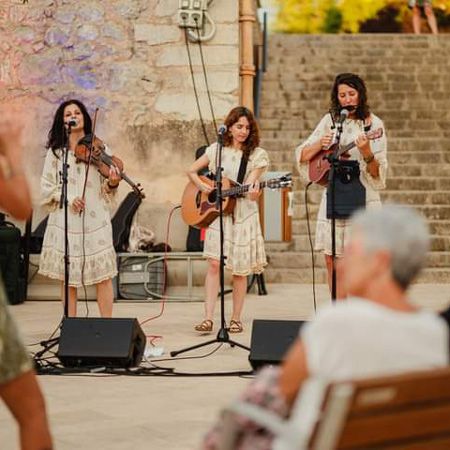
[80,107,99,209]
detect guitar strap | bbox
[237,154,248,185]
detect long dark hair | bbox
[222,106,260,160]
[46,99,92,156]
[330,73,370,122]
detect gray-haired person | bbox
[280,205,448,407]
[409,0,438,34]
[202,206,449,449]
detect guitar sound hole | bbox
[195,191,201,208]
[207,190,217,204]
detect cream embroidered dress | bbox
[39,148,118,287]
[296,113,388,256]
[203,143,269,276]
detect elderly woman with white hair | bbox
[202,205,449,450]
[280,205,448,406]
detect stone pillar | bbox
[239,0,256,111]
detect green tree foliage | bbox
[275,0,336,33]
[274,0,450,33]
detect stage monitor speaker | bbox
[248,319,305,370]
[57,318,146,368]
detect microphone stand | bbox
[34,124,73,367]
[171,131,250,357]
[328,117,344,302]
[60,125,71,317]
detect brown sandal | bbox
[194,319,213,332]
[228,320,243,333]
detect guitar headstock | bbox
[367,127,383,140]
[133,183,146,199]
[266,173,293,190]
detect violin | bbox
[74,133,145,199]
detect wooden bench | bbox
[309,367,450,450]
[222,367,450,450]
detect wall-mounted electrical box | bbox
[178,0,208,28]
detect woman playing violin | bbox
[39,99,120,317]
[296,73,388,299]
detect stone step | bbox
[264,266,450,284]
[276,177,450,193]
[27,283,96,301]
[259,107,450,124]
[262,139,450,157]
[386,178,445,191]
[290,219,450,237]
[289,203,450,230]
[288,236,450,253]
[267,150,450,168]
[261,128,450,141]
[266,61,450,74]
[264,267,327,284]
[380,191,450,205]
[416,268,450,283]
[263,67,450,82]
[267,250,450,269]
[265,241,295,252]
[267,152,450,178]
[388,153,450,164]
[259,118,448,134]
[288,186,434,207]
[259,92,449,112]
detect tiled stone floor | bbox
[1,284,449,449]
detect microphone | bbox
[217,124,227,135]
[338,108,350,124]
[66,118,77,128]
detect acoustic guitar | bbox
[308,127,384,186]
[181,174,292,228]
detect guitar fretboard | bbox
[222,180,269,198]
[336,128,383,157]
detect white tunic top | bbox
[302,298,449,381]
[202,143,270,276]
[39,148,118,287]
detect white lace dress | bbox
[38,148,118,287]
[203,143,270,276]
[295,113,388,256]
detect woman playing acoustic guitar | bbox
[187,106,269,333]
[39,99,120,317]
[296,73,388,299]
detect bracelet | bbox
[107,181,119,189]
[363,154,375,164]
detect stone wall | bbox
[0,0,240,249]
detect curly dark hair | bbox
[330,73,370,122]
[222,106,260,160]
[46,99,92,157]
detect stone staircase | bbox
[260,34,450,283]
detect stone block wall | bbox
[0,0,240,249]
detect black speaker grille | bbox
[58,318,145,368]
[249,319,305,371]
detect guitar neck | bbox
[336,128,381,157]
[222,180,268,197]
[338,140,356,156]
